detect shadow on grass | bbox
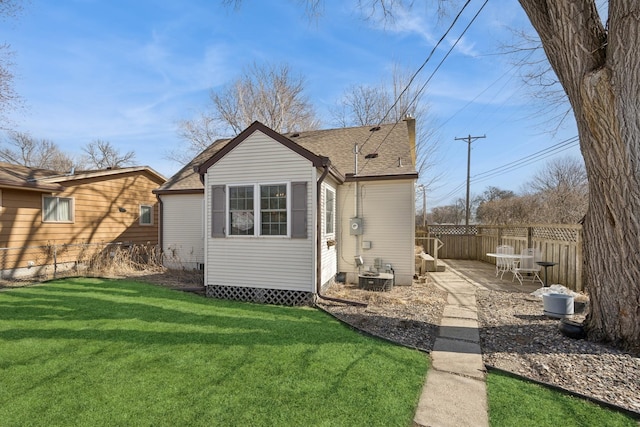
[0,278,386,348]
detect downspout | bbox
[316,160,367,307]
[156,193,163,263]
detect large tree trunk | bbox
[519,0,640,351]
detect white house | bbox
[155,119,418,305]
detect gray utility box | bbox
[350,218,363,235]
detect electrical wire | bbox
[358,0,489,175]
[353,0,473,158]
[430,135,580,205]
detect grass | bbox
[487,370,637,427]
[0,278,428,427]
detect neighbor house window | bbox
[43,196,73,222]
[140,205,153,225]
[325,187,335,235]
[260,184,287,236]
[229,185,255,235]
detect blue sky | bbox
[1,0,580,209]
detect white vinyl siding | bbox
[204,131,316,292]
[337,180,416,285]
[160,193,205,270]
[320,180,338,287]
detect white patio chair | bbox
[495,245,514,279]
[512,247,544,286]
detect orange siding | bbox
[0,170,163,271]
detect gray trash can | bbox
[543,293,574,318]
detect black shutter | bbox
[211,185,225,238]
[291,181,307,238]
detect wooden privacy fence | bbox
[417,224,583,291]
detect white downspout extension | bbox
[353,144,360,259]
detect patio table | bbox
[486,253,532,280]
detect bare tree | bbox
[331,84,390,127]
[512,1,640,350]
[475,186,516,224]
[0,0,24,130]
[0,131,75,171]
[530,156,587,193]
[332,64,442,192]
[525,156,588,224]
[171,62,319,164]
[81,140,136,169]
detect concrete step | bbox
[416,253,446,273]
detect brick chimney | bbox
[403,114,416,167]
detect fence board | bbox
[424,224,583,291]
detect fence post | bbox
[576,227,583,292]
[53,244,57,278]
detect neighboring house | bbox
[156,119,418,305]
[0,163,166,278]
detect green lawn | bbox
[487,370,637,427]
[0,278,428,427]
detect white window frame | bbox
[226,182,290,238]
[324,187,335,236]
[42,195,74,223]
[139,205,153,225]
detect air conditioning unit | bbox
[358,272,394,292]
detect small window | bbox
[229,185,254,235]
[43,196,73,222]
[260,184,287,236]
[140,205,153,225]
[325,188,335,235]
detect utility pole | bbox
[417,184,426,229]
[454,134,486,227]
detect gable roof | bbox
[38,166,166,185]
[157,119,417,193]
[0,162,65,192]
[153,138,234,194]
[0,162,166,193]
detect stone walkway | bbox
[413,265,488,427]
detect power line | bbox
[358,0,488,175]
[430,135,580,205]
[352,0,472,163]
[473,135,579,181]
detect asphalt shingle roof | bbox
[156,120,416,193]
[0,162,166,191]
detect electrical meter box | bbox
[349,218,363,235]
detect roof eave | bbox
[41,166,167,184]
[0,180,65,193]
[153,188,204,195]
[344,172,419,182]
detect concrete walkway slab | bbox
[447,293,476,307]
[439,317,480,342]
[436,281,477,295]
[431,348,485,379]
[442,305,478,320]
[414,370,488,427]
